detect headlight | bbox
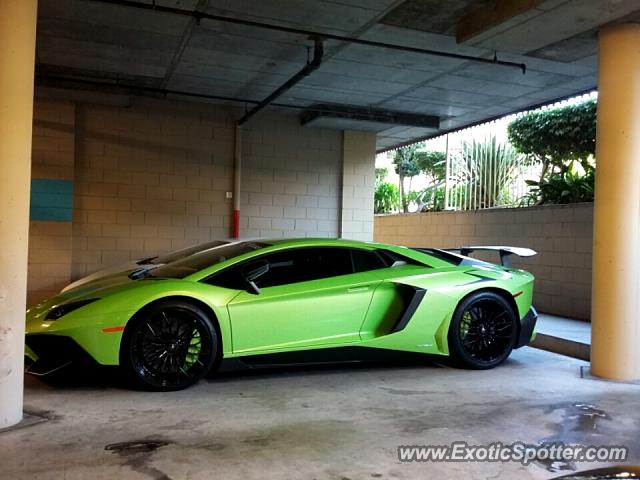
[45,299,99,320]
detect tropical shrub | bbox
[521,166,595,206]
[392,145,423,212]
[374,168,400,214]
[375,182,400,214]
[416,150,446,183]
[451,136,521,209]
[508,99,596,204]
[408,184,446,212]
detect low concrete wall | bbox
[374,203,594,320]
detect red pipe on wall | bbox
[232,124,242,239]
[232,208,240,239]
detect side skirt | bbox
[218,346,442,372]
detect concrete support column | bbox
[591,24,640,381]
[0,0,38,428]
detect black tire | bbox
[448,291,518,369]
[120,300,218,391]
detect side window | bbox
[206,264,245,290]
[350,249,387,273]
[205,247,354,290]
[377,249,425,267]
[257,248,352,288]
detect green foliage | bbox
[374,182,400,214]
[393,145,447,212]
[375,167,388,184]
[507,99,597,205]
[416,150,446,183]
[393,145,421,213]
[409,184,446,212]
[521,165,595,206]
[507,100,596,166]
[452,136,521,209]
[392,144,422,178]
[375,167,399,213]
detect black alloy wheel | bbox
[448,291,518,369]
[121,301,218,391]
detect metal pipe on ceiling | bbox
[237,37,324,126]
[35,73,300,109]
[85,0,527,73]
[37,74,595,154]
[38,73,442,126]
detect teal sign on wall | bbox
[30,179,73,222]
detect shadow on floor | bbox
[26,354,454,391]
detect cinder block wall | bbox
[27,93,375,305]
[71,100,236,280]
[28,100,75,304]
[374,204,594,320]
[238,114,343,238]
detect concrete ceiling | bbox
[35,0,640,151]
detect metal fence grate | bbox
[444,137,542,211]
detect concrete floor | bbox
[1,347,639,480]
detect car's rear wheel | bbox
[448,291,518,369]
[121,300,218,391]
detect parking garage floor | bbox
[2,347,639,480]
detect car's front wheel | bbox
[448,291,518,369]
[120,300,218,391]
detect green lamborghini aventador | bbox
[25,238,538,390]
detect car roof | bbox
[258,237,389,250]
[263,237,371,246]
[250,238,454,265]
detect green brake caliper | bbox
[181,329,202,371]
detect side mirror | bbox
[241,260,269,295]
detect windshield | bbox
[143,240,229,265]
[147,241,269,279]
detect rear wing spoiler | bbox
[443,246,537,268]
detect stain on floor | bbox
[105,439,172,480]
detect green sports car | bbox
[25,238,538,391]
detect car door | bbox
[222,247,383,354]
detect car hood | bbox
[64,271,136,297]
[27,271,142,321]
[61,262,158,293]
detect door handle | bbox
[347,286,370,293]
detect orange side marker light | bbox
[102,326,125,333]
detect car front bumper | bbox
[25,334,99,376]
